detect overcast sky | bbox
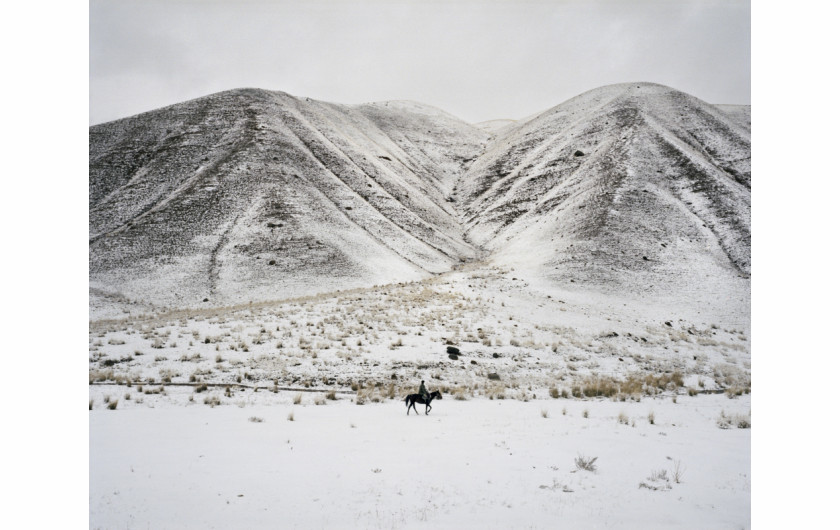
[89,0,750,125]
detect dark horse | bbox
[404,391,442,415]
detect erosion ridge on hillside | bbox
[90,82,750,318]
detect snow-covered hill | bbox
[90,89,489,313]
[458,83,750,303]
[90,83,750,318]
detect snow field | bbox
[90,393,750,529]
[89,263,750,528]
[90,265,750,404]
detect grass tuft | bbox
[575,454,598,472]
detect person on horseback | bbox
[419,380,430,401]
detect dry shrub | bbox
[575,454,597,472]
[485,384,506,400]
[717,410,751,429]
[572,372,684,399]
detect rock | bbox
[446,346,460,355]
[574,150,585,156]
[448,354,459,360]
[268,260,276,265]
[488,373,501,381]
[665,321,672,327]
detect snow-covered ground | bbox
[89,262,750,529]
[90,393,750,529]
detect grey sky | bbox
[89,0,750,125]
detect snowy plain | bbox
[89,263,750,529]
[90,394,749,530]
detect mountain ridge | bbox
[90,83,750,318]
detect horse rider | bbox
[419,380,430,401]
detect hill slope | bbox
[90,83,750,316]
[90,89,489,312]
[457,83,750,299]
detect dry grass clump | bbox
[617,411,629,425]
[89,369,130,385]
[578,376,621,398]
[549,387,560,399]
[671,460,686,483]
[452,388,470,401]
[356,383,389,404]
[325,390,337,400]
[248,416,264,423]
[293,393,303,405]
[575,454,598,472]
[639,469,672,491]
[717,410,751,429]
[485,384,506,400]
[725,385,751,399]
[569,372,684,399]
[107,399,119,410]
[203,395,221,407]
[713,364,750,389]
